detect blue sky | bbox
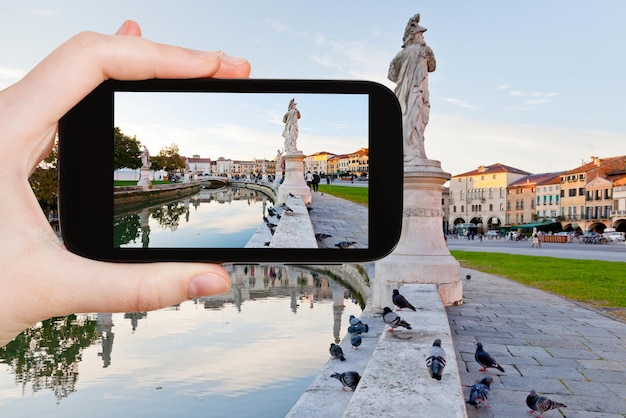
[2,1,625,176]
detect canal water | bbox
[115,185,273,248]
[0,265,363,417]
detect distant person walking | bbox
[305,171,314,189]
[312,172,320,191]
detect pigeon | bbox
[425,339,446,380]
[382,306,412,331]
[289,192,296,197]
[526,390,567,417]
[348,322,369,335]
[330,371,360,391]
[281,203,293,213]
[267,207,277,217]
[335,241,357,249]
[350,334,362,349]
[392,289,416,311]
[315,233,332,241]
[349,315,362,326]
[475,342,505,372]
[329,343,346,361]
[466,376,493,408]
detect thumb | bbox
[35,249,231,317]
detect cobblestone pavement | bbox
[306,190,368,249]
[448,267,626,418]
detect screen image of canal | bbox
[115,187,270,248]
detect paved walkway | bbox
[306,190,368,249]
[448,267,626,417]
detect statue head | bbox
[288,98,297,109]
[402,13,427,47]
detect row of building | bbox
[184,148,369,178]
[443,156,626,235]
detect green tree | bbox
[150,143,186,173]
[113,127,142,170]
[29,141,58,213]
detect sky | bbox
[2,1,626,176]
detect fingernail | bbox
[219,54,249,66]
[187,273,231,299]
[115,20,130,35]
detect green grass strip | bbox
[317,184,368,206]
[450,250,626,308]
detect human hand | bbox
[0,20,250,347]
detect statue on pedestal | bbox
[141,146,150,168]
[388,13,436,163]
[282,99,301,154]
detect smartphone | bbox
[58,79,403,263]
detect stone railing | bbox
[287,283,467,418]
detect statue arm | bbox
[425,46,436,72]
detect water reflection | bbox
[0,265,362,417]
[115,186,273,248]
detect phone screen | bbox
[113,92,369,250]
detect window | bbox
[568,189,576,197]
[579,188,584,196]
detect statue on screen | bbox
[282,98,301,153]
[388,13,437,162]
[141,146,150,168]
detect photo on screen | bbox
[113,92,369,249]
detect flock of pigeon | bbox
[465,341,567,416]
[263,194,357,249]
[328,289,567,417]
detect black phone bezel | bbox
[58,78,403,263]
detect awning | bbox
[508,222,561,231]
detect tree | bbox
[150,143,186,173]
[29,140,58,213]
[113,127,142,170]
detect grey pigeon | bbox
[315,233,332,241]
[392,289,416,311]
[382,306,412,331]
[348,315,369,334]
[466,376,493,408]
[335,241,357,249]
[425,339,446,380]
[475,342,505,372]
[526,390,567,417]
[281,203,293,213]
[349,315,362,326]
[330,371,361,391]
[329,343,346,361]
[348,322,369,335]
[350,334,362,349]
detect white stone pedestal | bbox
[373,158,462,307]
[137,167,151,190]
[277,152,311,205]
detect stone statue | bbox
[388,13,436,162]
[282,99,301,153]
[141,145,150,168]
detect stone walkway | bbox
[448,267,626,417]
[306,190,368,249]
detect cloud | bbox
[443,98,481,111]
[500,85,560,106]
[266,18,289,32]
[310,39,392,86]
[29,9,59,18]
